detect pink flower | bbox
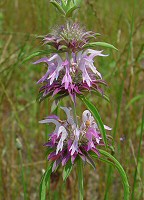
[40,107,111,171]
[34,49,108,103]
[43,21,98,52]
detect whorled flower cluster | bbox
[43,21,97,52]
[40,107,111,171]
[34,49,107,103]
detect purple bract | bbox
[43,21,98,52]
[40,107,111,171]
[33,49,108,103]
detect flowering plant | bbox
[33,49,107,103]
[40,107,111,171]
[24,0,130,199]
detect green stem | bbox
[19,150,28,200]
[71,99,83,199]
[131,108,144,199]
[77,158,84,200]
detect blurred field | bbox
[0,0,144,199]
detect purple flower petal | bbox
[52,158,62,172]
[62,152,71,166]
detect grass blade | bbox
[39,164,52,200]
[126,94,144,109]
[131,107,144,200]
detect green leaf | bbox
[125,94,144,109]
[66,0,72,9]
[51,100,59,113]
[61,0,67,11]
[22,50,56,64]
[50,1,66,16]
[61,0,66,6]
[39,164,53,200]
[58,45,67,50]
[83,42,118,51]
[91,90,110,102]
[90,150,130,200]
[66,5,79,18]
[79,95,108,147]
[84,152,96,170]
[62,161,73,181]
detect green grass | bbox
[0,0,144,199]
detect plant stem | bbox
[131,107,144,200]
[77,158,84,200]
[18,150,28,200]
[72,99,83,199]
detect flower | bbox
[39,107,111,171]
[33,49,107,103]
[43,21,98,52]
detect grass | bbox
[0,0,144,199]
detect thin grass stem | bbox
[18,150,28,200]
[131,107,144,199]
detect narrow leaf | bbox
[85,152,96,170]
[125,94,144,109]
[79,95,108,147]
[90,150,130,200]
[66,5,79,18]
[66,0,72,10]
[83,42,118,51]
[39,164,52,200]
[62,161,73,181]
[50,1,66,16]
[61,0,67,11]
[22,50,57,64]
[91,90,110,102]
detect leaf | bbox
[84,152,96,170]
[90,150,130,200]
[61,0,67,11]
[66,5,79,18]
[37,91,67,103]
[108,145,115,153]
[22,50,56,64]
[50,1,66,16]
[83,42,118,51]
[66,0,72,10]
[79,95,108,147]
[58,45,67,50]
[125,94,144,109]
[61,0,66,7]
[51,100,59,113]
[39,164,53,200]
[91,90,110,102]
[62,161,73,181]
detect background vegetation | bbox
[0,0,144,199]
